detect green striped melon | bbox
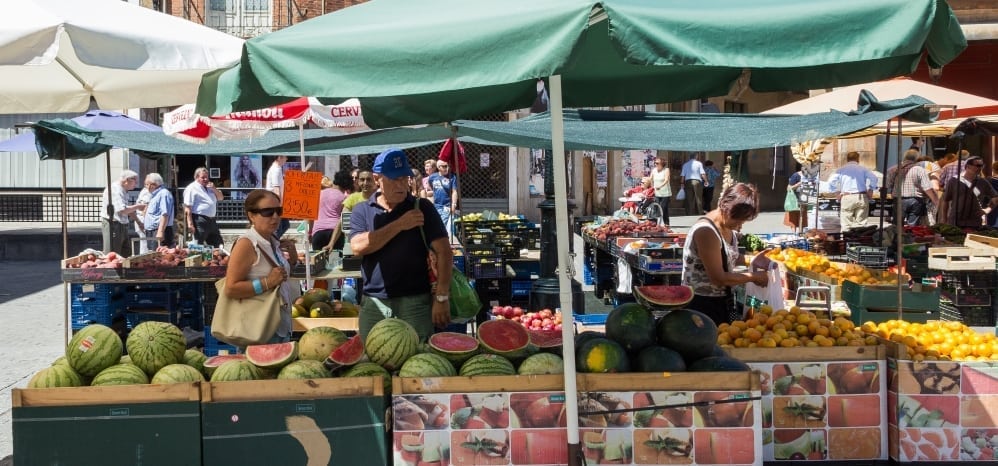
[365,318,419,371]
[119,355,132,365]
[341,362,392,394]
[51,356,69,367]
[210,360,263,382]
[427,332,480,366]
[459,353,516,377]
[91,364,150,386]
[298,327,348,361]
[152,364,206,384]
[28,364,83,388]
[517,353,565,375]
[126,321,186,377]
[399,353,457,378]
[277,360,331,380]
[66,324,123,377]
[183,349,208,376]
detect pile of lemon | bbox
[717,305,875,349]
[860,319,998,361]
[764,247,897,286]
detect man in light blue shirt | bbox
[680,153,707,215]
[827,151,878,231]
[143,173,176,249]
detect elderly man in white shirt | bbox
[101,170,142,256]
[183,167,224,247]
[827,151,879,231]
[679,153,707,215]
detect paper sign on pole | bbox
[282,170,322,220]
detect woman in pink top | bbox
[310,170,353,251]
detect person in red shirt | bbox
[622,177,655,214]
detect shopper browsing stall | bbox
[938,156,998,227]
[101,170,142,257]
[142,173,176,249]
[222,189,292,343]
[827,151,878,231]
[350,149,452,342]
[681,183,769,325]
[311,171,352,252]
[884,150,939,227]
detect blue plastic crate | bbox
[511,279,532,299]
[583,266,594,285]
[125,310,177,329]
[573,313,608,325]
[203,326,239,356]
[452,255,466,274]
[70,283,125,329]
[124,285,180,310]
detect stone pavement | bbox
[0,211,803,461]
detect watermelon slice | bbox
[478,319,531,361]
[428,332,481,366]
[203,354,246,377]
[324,334,364,373]
[633,285,694,310]
[527,330,563,352]
[245,342,298,369]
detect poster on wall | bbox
[622,149,656,189]
[529,149,544,196]
[593,151,608,188]
[230,154,262,200]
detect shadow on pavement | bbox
[0,261,62,304]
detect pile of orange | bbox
[764,247,897,286]
[717,305,874,349]
[860,319,998,361]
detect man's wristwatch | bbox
[435,294,450,303]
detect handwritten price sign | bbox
[282,170,323,220]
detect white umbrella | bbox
[0,0,244,113]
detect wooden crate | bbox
[964,233,998,255]
[122,251,187,279]
[60,253,123,281]
[201,378,387,466]
[928,247,996,271]
[12,383,201,466]
[728,344,886,363]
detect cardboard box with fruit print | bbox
[391,372,763,466]
[730,345,890,462]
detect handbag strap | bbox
[235,236,281,269]
[696,217,734,298]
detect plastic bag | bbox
[784,189,800,211]
[448,269,482,324]
[743,262,785,313]
[676,187,686,201]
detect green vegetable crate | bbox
[12,383,202,466]
[842,280,940,325]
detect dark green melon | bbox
[576,338,630,373]
[655,308,718,364]
[605,303,656,354]
[687,356,751,372]
[632,345,686,372]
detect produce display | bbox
[765,248,899,285]
[63,251,125,270]
[459,212,521,222]
[490,305,562,332]
[584,219,672,242]
[292,288,360,318]
[718,305,876,349]
[860,319,998,361]
[632,285,694,310]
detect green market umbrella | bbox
[194,1,966,463]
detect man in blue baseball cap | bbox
[349,148,453,342]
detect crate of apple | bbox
[492,305,563,332]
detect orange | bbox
[759,337,778,348]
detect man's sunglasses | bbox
[250,207,283,217]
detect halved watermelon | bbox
[245,342,297,369]
[203,354,247,377]
[428,332,480,366]
[478,319,531,362]
[324,334,364,373]
[527,330,563,354]
[633,285,694,310]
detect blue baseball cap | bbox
[372,148,412,180]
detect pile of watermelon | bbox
[575,303,750,374]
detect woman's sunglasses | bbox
[250,207,283,217]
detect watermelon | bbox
[517,353,564,375]
[91,364,150,386]
[633,345,686,372]
[342,362,392,394]
[301,288,331,309]
[66,324,123,377]
[527,330,563,355]
[604,303,657,353]
[210,359,263,382]
[459,353,516,377]
[324,334,365,372]
[633,285,694,309]
[277,359,331,379]
[477,319,531,362]
[575,331,605,349]
[51,356,69,367]
[298,326,349,361]
[183,349,207,376]
[246,342,298,369]
[427,332,480,366]
[399,353,457,378]
[203,354,246,377]
[151,364,205,384]
[119,355,132,365]
[28,365,83,388]
[126,321,187,377]
[655,308,719,364]
[687,356,751,372]
[577,337,630,373]
[365,318,419,371]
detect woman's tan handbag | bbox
[211,240,283,347]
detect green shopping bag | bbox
[784,189,800,211]
[417,198,482,323]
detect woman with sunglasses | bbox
[222,189,293,343]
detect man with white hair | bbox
[101,170,142,256]
[184,167,224,247]
[143,173,176,249]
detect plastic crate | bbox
[583,266,594,285]
[202,282,219,325]
[847,245,889,269]
[507,259,540,279]
[203,326,239,356]
[469,260,506,279]
[123,284,180,310]
[452,254,466,274]
[940,287,993,307]
[941,270,997,289]
[511,279,532,300]
[939,302,995,327]
[70,284,125,329]
[125,310,178,329]
[473,277,512,307]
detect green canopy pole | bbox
[895,120,904,321]
[879,120,892,233]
